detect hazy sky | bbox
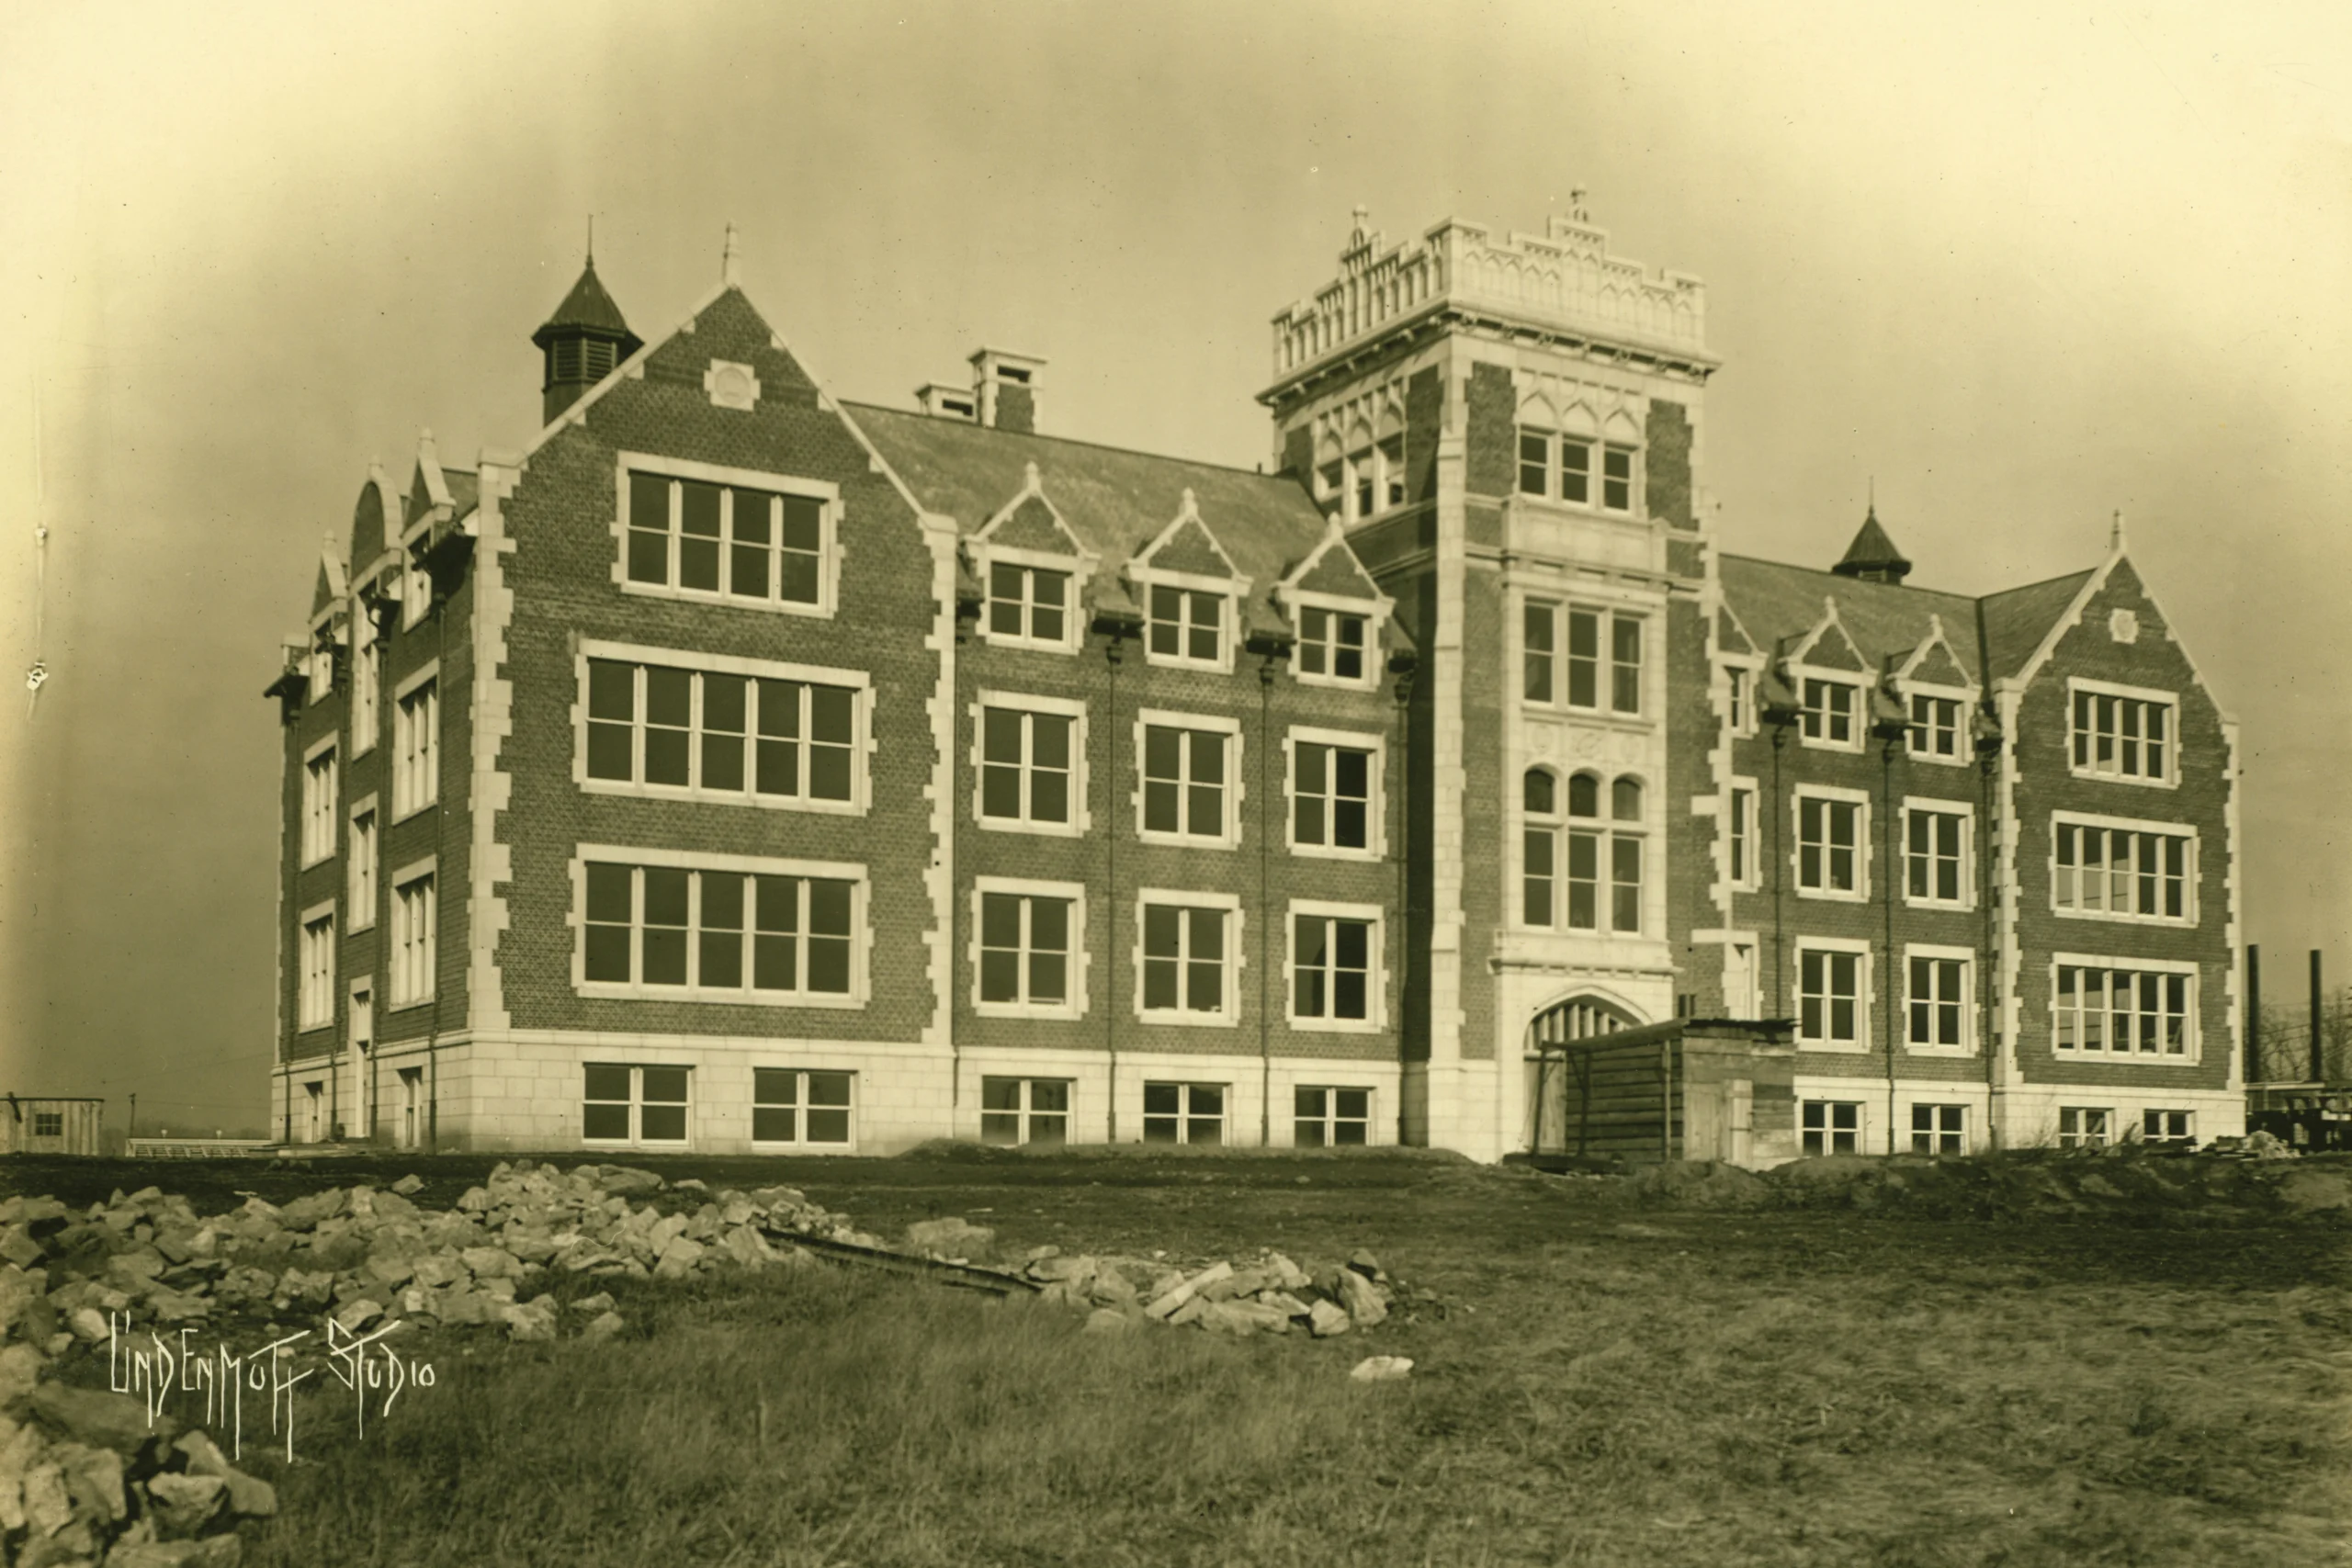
[4,2,2347,1132]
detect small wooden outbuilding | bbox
[0,1097,106,1156]
[1525,1020,1798,1168]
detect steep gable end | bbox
[975,464,1088,558]
[1894,616,1974,691]
[1133,491,1242,581]
[1282,521,1382,601]
[1785,599,1868,673]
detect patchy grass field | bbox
[12,1148,2352,1566]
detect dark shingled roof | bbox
[533,261,636,345]
[1831,508,1912,580]
[1723,553,2098,686]
[1979,570,2097,680]
[846,403,1377,641]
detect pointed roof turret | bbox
[1831,504,1912,584]
[531,256,643,426]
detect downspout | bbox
[1391,651,1418,1146]
[1883,735,1899,1155]
[1770,723,1788,1017]
[1979,712,2001,1144]
[1258,651,1275,1147]
[1096,617,1133,1142]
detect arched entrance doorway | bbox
[1524,995,1642,1154]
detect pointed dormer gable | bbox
[349,462,401,578]
[404,429,452,530]
[1129,491,1255,671]
[1132,488,1244,583]
[974,462,1088,558]
[1892,614,1975,694]
[967,462,1097,652]
[1277,518,1396,688]
[1280,517,1384,603]
[1783,597,1868,674]
[310,541,349,620]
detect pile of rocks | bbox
[3,1162,879,1354]
[900,1221,1409,1338]
[3,1301,277,1565]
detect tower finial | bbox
[721,221,741,286]
[2109,508,2126,553]
[1351,205,1369,239]
[1868,474,1875,519]
[586,213,594,265]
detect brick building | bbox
[267,212,2243,1157]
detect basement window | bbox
[1142,1082,1225,1145]
[2141,1109,2194,1147]
[979,1077,1069,1145]
[582,1065,689,1147]
[1295,1087,1371,1147]
[1802,1100,1862,1156]
[752,1068,854,1148]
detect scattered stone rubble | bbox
[898,1223,1413,1339]
[3,1286,277,1565]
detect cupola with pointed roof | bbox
[532,256,642,425]
[1831,504,1912,584]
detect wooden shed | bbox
[0,1097,107,1156]
[1525,1020,1798,1168]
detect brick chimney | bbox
[969,348,1046,434]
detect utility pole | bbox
[2312,949,2328,1085]
[128,1092,137,1143]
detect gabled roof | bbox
[1721,555,1982,684]
[1133,491,1244,581]
[847,403,1353,641]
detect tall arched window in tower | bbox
[1522,767,1559,927]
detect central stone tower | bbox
[1260,206,1717,1157]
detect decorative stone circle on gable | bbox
[2109,608,2140,645]
[705,359,760,412]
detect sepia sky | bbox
[2,1,2347,1132]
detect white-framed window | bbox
[1294,604,1373,686]
[347,801,378,929]
[1911,1103,1967,1155]
[1904,802,1973,908]
[1907,692,1966,762]
[977,692,1085,835]
[301,739,339,866]
[31,1111,62,1139]
[298,901,336,1032]
[1145,583,1230,670]
[2052,816,2194,923]
[1136,889,1241,1025]
[392,669,438,820]
[575,849,865,1006]
[2142,1109,2195,1147]
[619,456,838,615]
[980,1077,1069,1145]
[974,877,1084,1019]
[1295,1086,1372,1147]
[1291,900,1382,1030]
[2057,1106,2111,1149]
[1802,1100,1863,1156]
[1796,790,1868,899]
[1799,677,1860,749]
[306,638,335,706]
[1905,945,1973,1052]
[1137,711,1241,848]
[1725,664,1758,738]
[1142,1082,1227,1145]
[582,644,870,813]
[1796,940,1870,1050]
[752,1068,854,1148]
[985,560,1077,650]
[1515,428,1637,513]
[1521,769,1645,933]
[2052,957,2196,1060]
[1522,601,1644,716]
[352,614,379,755]
[1289,728,1381,858]
[582,1064,690,1147]
[1728,783,1758,891]
[390,863,436,1009]
[2068,681,2176,785]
